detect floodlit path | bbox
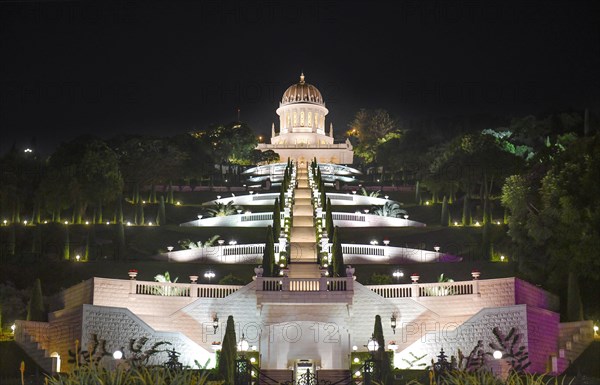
[289,166,320,275]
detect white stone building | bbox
[14,164,594,383]
[257,74,354,164]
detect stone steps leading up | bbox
[288,263,320,278]
[259,369,293,385]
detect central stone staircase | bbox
[289,166,319,265]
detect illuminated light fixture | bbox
[237,334,249,353]
[204,270,215,281]
[142,200,146,204]
[370,240,378,245]
[367,334,379,352]
[245,210,252,215]
[113,350,123,360]
[363,209,369,214]
[212,315,219,334]
[425,201,430,205]
[496,221,501,225]
[323,263,328,268]
[218,239,225,245]
[353,357,359,363]
[24,148,33,153]
[385,195,389,199]
[279,270,284,275]
[64,221,69,225]
[127,222,132,226]
[391,314,397,334]
[148,222,153,226]
[250,357,256,363]
[454,221,459,226]
[393,271,404,280]
[106,221,110,225]
[176,201,181,206]
[11,324,16,333]
[404,214,409,219]
[252,345,257,351]
[352,345,358,351]
[237,209,242,214]
[3,220,7,225]
[23,220,28,225]
[228,240,237,245]
[216,195,221,200]
[279,263,284,267]
[85,221,89,225]
[197,214,203,220]
[167,246,174,252]
[355,371,361,377]
[500,255,505,262]
[75,255,81,262]
[43,221,48,224]
[493,350,503,360]
[383,239,390,246]
[434,246,440,252]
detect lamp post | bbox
[235,334,251,385]
[167,246,173,262]
[204,270,216,283]
[392,270,403,282]
[364,334,380,385]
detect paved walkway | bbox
[288,167,320,277]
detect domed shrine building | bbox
[257,73,354,164]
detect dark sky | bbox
[1,0,599,154]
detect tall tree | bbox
[262,226,275,277]
[331,227,345,277]
[440,196,450,226]
[63,224,70,260]
[218,315,237,385]
[272,199,281,240]
[373,315,391,384]
[325,198,334,239]
[26,278,45,322]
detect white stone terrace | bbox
[161,242,458,264]
[180,212,425,227]
[202,192,401,207]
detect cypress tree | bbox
[279,184,285,210]
[63,224,70,260]
[325,198,334,239]
[262,226,275,277]
[218,315,237,385]
[440,196,450,226]
[373,315,391,384]
[462,194,471,226]
[157,196,166,225]
[567,272,584,322]
[320,182,326,210]
[331,227,345,277]
[273,200,281,240]
[27,278,46,322]
[8,224,16,256]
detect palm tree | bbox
[371,202,407,218]
[205,201,242,217]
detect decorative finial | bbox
[299,72,305,84]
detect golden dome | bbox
[281,73,324,106]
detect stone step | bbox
[291,217,314,227]
[318,370,352,384]
[290,243,317,262]
[288,263,321,278]
[293,205,313,215]
[295,189,311,199]
[259,369,293,385]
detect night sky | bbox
[1,0,599,154]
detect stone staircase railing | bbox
[552,320,595,373]
[367,280,478,298]
[14,320,56,374]
[131,280,243,298]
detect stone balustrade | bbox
[367,280,478,298]
[131,280,242,298]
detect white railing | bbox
[367,280,477,298]
[327,194,354,201]
[257,277,352,292]
[333,213,366,222]
[253,195,277,201]
[133,280,242,298]
[241,212,273,222]
[342,244,385,256]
